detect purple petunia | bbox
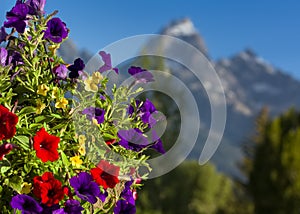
[117,129,149,152]
[0,27,8,43]
[11,194,43,214]
[43,17,68,43]
[69,172,101,204]
[114,180,136,214]
[4,3,29,33]
[53,199,84,214]
[68,58,85,79]
[41,204,60,214]
[53,64,68,80]
[150,130,165,154]
[25,0,46,15]
[128,66,154,83]
[82,107,105,124]
[0,47,8,66]
[98,51,118,74]
[129,99,157,127]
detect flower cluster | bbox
[0,0,165,213]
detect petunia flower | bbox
[0,27,8,44]
[33,128,60,162]
[149,130,165,154]
[0,143,16,160]
[11,194,43,214]
[36,99,46,114]
[53,199,84,214]
[0,104,18,140]
[53,64,68,80]
[33,172,65,207]
[4,3,29,33]
[84,77,98,92]
[43,17,68,43]
[98,51,118,74]
[128,66,154,83]
[82,107,105,124]
[68,58,85,79]
[117,129,149,152]
[41,204,60,214]
[25,0,46,16]
[37,84,50,96]
[0,47,8,66]
[128,99,157,127]
[55,97,68,109]
[114,180,136,214]
[90,160,120,189]
[69,172,101,204]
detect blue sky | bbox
[1,0,299,78]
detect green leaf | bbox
[50,113,62,119]
[61,151,70,167]
[14,135,30,150]
[1,166,10,174]
[8,176,23,193]
[17,106,36,116]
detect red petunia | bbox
[0,143,15,160]
[33,172,65,207]
[90,160,120,189]
[33,128,60,162]
[105,139,116,146]
[0,105,18,141]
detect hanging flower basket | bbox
[0,0,165,213]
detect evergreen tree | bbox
[248,108,300,214]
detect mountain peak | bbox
[162,18,197,37]
[160,18,209,57]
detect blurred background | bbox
[1,1,300,213]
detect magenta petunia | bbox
[98,51,118,74]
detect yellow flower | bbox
[55,97,68,109]
[84,77,98,92]
[78,146,86,156]
[37,84,50,96]
[70,155,83,167]
[51,87,59,99]
[20,182,32,194]
[78,135,86,146]
[92,72,103,82]
[36,99,46,114]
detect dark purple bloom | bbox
[0,48,8,66]
[11,194,43,214]
[53,200,84,214]
[44,17,68,43]
[82,107,105,124]
[4,3,29,33]
[98,51,118,74]
[128,66,154,83]
[0,27,8,43]
[41,204,60,214]
[129,99,157,127]
[68,58,85,79]
[9,51,23,67]
[117,129,149,152]
[114,180,136,214]
[69,172,101,204]
[150,130,165,154]
[53,64,68,79]
[25,0,46,15]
